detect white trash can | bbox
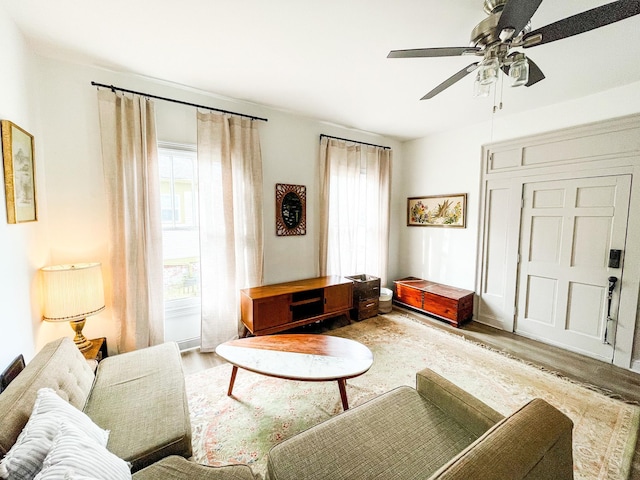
[379,287,393,314]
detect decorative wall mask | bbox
[276,183,306,236]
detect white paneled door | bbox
[515,175,631,362]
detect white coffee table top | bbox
[215,334,373,381]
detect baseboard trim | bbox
[177,337,201,351]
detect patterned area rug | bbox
[186,312,640,480]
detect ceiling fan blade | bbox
[421,63,479,100]
[523,0,640,48]
[388,47,480,58]
[525,57,545,86]
[497,0,544,38]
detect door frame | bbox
[475,114,640,370]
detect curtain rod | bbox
[91,81,268,122]
[320,134,390,150]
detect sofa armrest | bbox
[0,337,95,456]
[430,398,574,480]
[416,368,503,437]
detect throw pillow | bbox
[33,423,130,480]
[0,388,109,480]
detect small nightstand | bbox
[82,337,108,363]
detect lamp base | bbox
[70,318,93,352]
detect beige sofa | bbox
[1,337,574,480]
[266,368,575,480]
[0,336,254,480]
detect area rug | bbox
[186,312,640,480]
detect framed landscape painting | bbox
[1,120,37,223]
[407,193,466,228]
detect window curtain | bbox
[319,137,391,285]
[97,90,164,353]
[197,112,264,351]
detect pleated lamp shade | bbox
[41,263,105,351]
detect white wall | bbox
[4,0,638,368]
[0,6,50,367]
[390,124,488,290]
[397,81,640,368]
[29,56,401,354]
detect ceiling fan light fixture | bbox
[477,56,499,86]
[473,74,492,98]
[509,53,529,87]
[389,0,640,100]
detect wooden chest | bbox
[393,277,473,327]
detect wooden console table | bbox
[393,277,473,327]
[240,276,353,335]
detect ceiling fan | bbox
[388,0,640,100]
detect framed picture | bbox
[2,120,37,223]
[407,193,466,228]
[276,183,306,236]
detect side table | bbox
[346,274,380,321]
[82,337,108,363]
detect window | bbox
[320,139,391,284]
[159,144,201,347]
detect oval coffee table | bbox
[215,334,373,411]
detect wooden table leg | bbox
[337,378,349,410]
[227,365,238,396]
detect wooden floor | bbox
[181,307,640,478]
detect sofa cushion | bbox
[0,338,95,457]
[132,456,255,480]
[0,388,109,480]
[266,386,481,480]
[83,342,192,472]
[33,423,130,480]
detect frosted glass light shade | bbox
[477,57,499,86]
[509,55,529,87]
[41,263,105,322]
[473,74,491,98]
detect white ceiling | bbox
[3,0,640,141]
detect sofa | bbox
[0,336,254,480]
[266,368,575,480]
[0,337,574,480]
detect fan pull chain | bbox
[493,74,504,113]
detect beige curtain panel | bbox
[197,112,264,351]
[97,90,164,353]
[319,137,391,285]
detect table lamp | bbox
[41,262,105,352]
